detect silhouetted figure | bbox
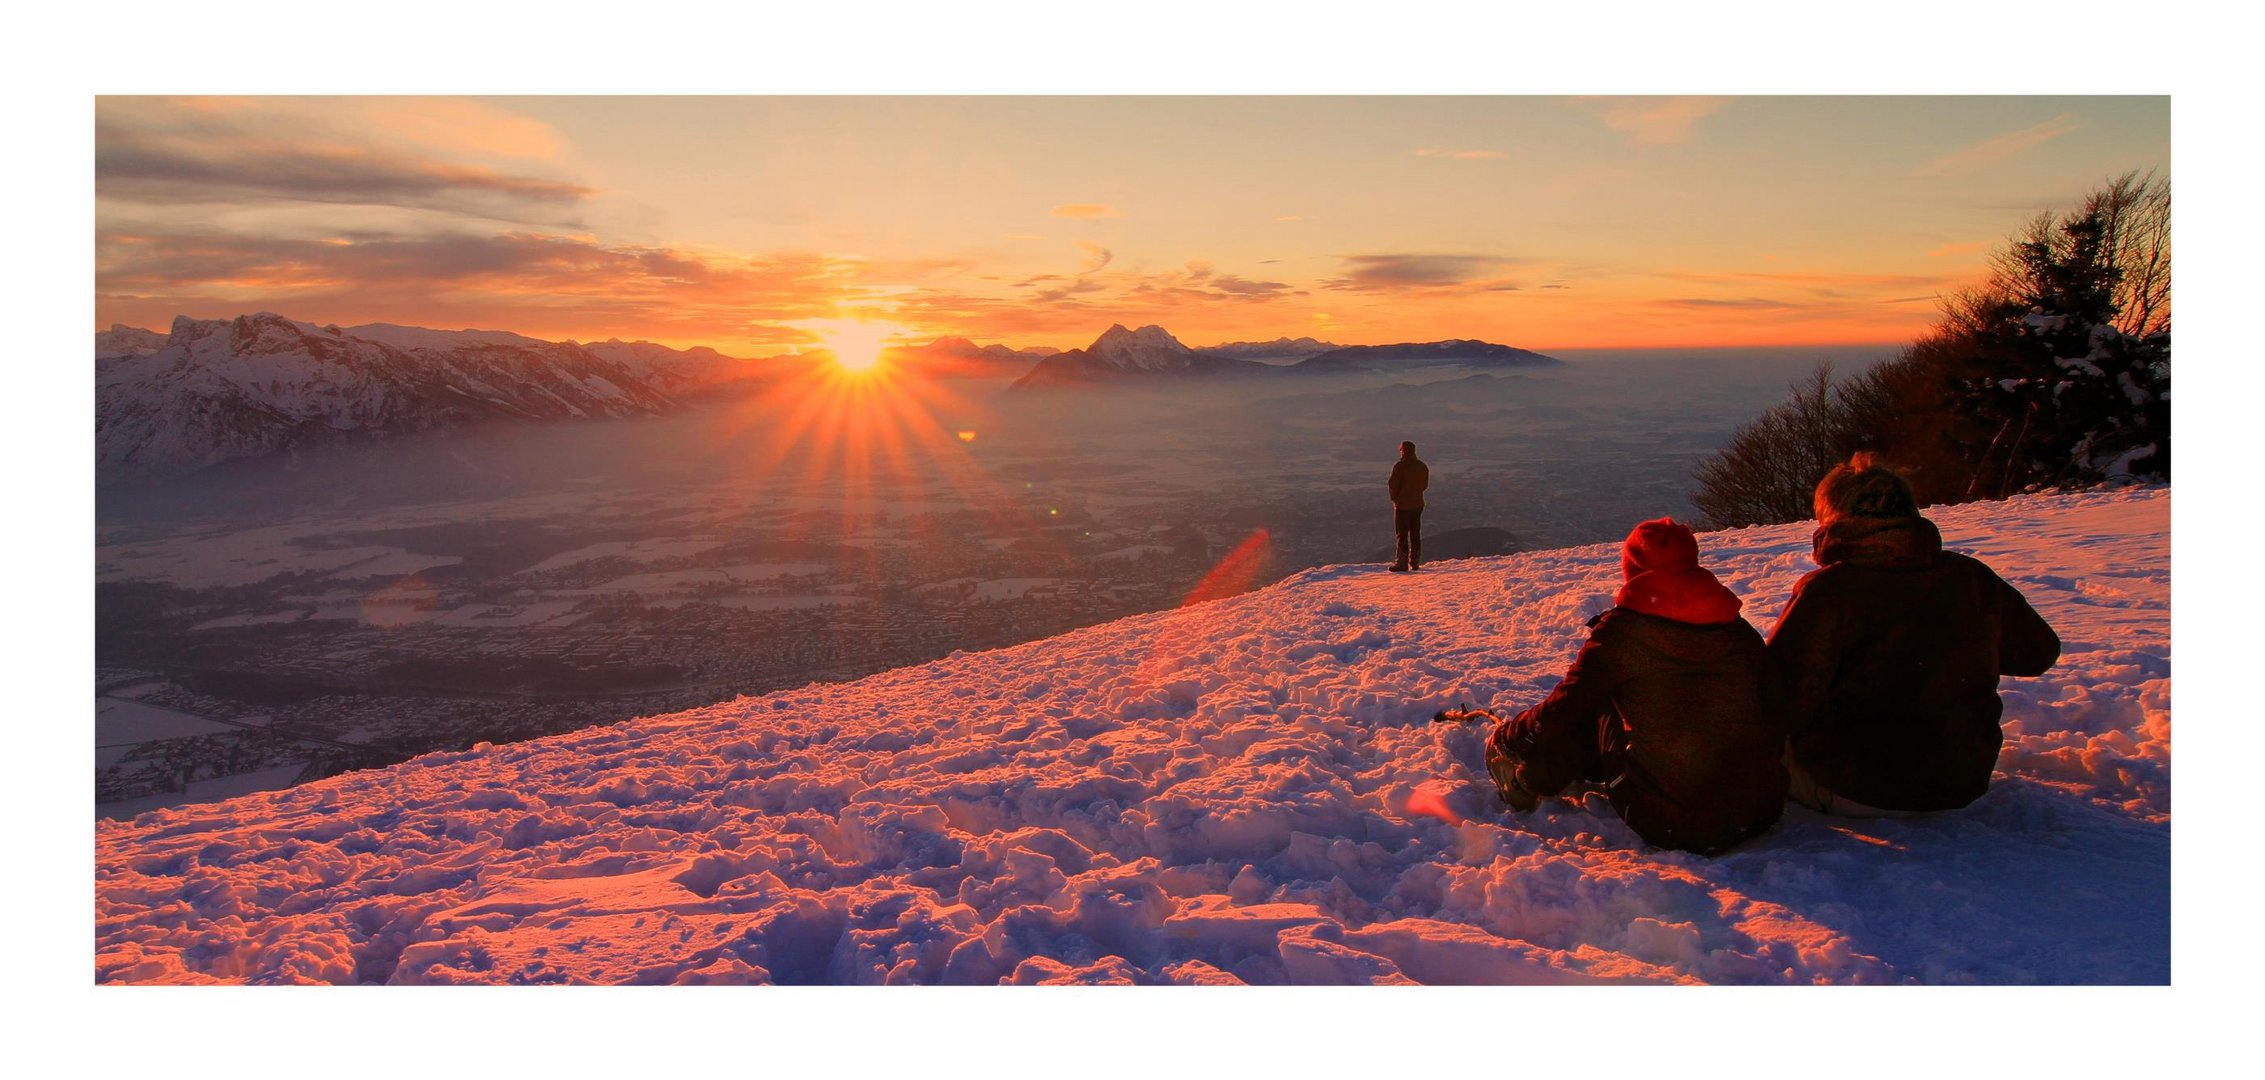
[1472,518,1786,854]
[1387,441,1428,572]
[1768,453,2061,816]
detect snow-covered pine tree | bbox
[1938,172,2170,498]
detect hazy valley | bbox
[95,337,1889,816]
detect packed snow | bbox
[92,488,2168,985]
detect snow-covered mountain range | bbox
[1010,324,1275,389]
[1200,336,1343,363]
[97,317,1566,472]
[92,487,2168,985]
[883,336,1059,378]
[1294,339,1561,373]
[95,314,771,478]
[1009,325,1562,390]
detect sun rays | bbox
[697,340,1084,582]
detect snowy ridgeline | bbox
[92,488,2170,985]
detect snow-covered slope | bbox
[95,323,167,361]
[574,337,764,394]
[883,336,1054,379]
[95,315,765,477]
[92,487,2169,985]
[1201,336,1343,363]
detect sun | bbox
[805,319,903,374]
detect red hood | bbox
[1616,567,1744,624]
[1615,517,1742,624]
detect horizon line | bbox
[97,311,1913,360]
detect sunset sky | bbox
[95,95,2168,355]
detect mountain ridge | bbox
[95,313,774,479]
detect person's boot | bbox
[1485,737,1540,812]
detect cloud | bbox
[97,101,592,220]
[1654,297,1799,311]
[1051,203,1121,219]
[1413,148,1508,160]
[1208,275,1293,298]
[1030,278,1112,303]
[1324,254,1523,292]
[1922,113,2080,177]
[1587,97,1732,146]
[885,258,1300,341]
[1077,241,1114,273]
[95,228,866,350]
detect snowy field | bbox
[92,487,2168,985]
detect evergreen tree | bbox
[1940,180,2171,498]
[1690,171,2168,525]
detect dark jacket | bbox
[1768,514,2060,812]
[1388,456,1428,510]
[1502,603,1787,855]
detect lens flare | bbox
[1406,784,1463,825]
[1181,529,1272,607]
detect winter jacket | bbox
[1500,522,1786,854]
[1767,514,2061,812]
[1388,456,1429,510]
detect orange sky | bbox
[94,96,2168,355]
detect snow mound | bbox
[93,488,2169,984]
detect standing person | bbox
[1768,453,2061,816]
[1388,440,1428,572]
[1477,517,1786,854]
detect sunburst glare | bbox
[801,318,904,374]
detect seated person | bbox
[1482,517,1787,854]
[1767,453,2060,815]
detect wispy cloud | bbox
[1051,203,1121,219]
[1077,241,1113,273]
[1921,113,2080,177]
[1324,254,1524,292]
[887,256,1300,340]
[1413,147,1508,160]
[96,228,867,349]
[1655,297,1798,311]
[1586,97,1732,146]
[97,99,591,221]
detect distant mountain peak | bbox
[1010,324,1275,389]
[1086,325,1193,372]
